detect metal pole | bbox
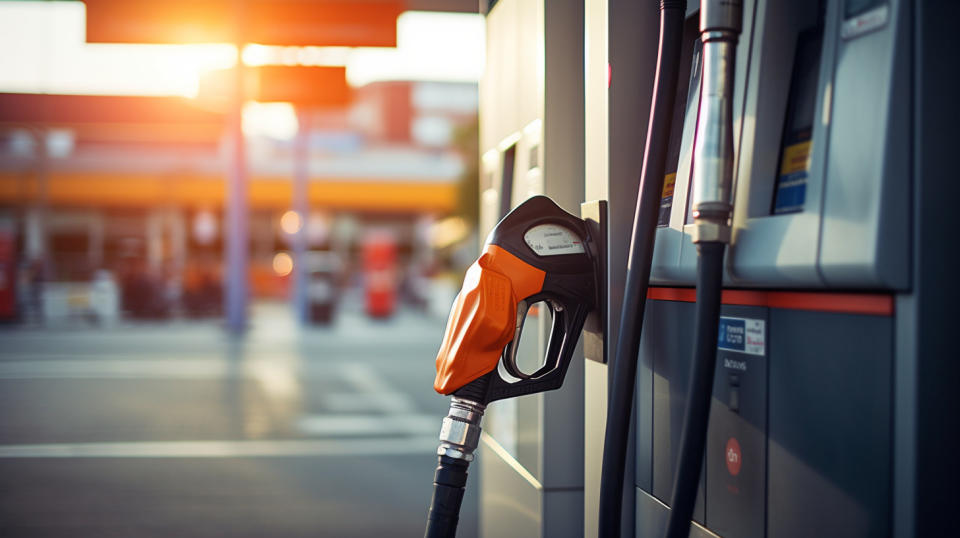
[30,127,49,269]
[31,127,50,325]
[224,41,249,334]
[292,108,310,324]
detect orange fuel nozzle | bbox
[433,244,545,394]
[433,196,599,401]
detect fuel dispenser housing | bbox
[607,0,936,536]
[475,0,957,536]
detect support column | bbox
[28,128,49,270]
[146,211,163,275]
[292,109,310,324]
[224,42,249,334]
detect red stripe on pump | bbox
[646,287,894,316]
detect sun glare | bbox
[0,3,483,98]
[242,102,300,140]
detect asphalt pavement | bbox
[0,299,478,538]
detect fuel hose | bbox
[425,454,472,538]
[597,1,687,535]
[424,378,488,538]
[665,0,741,535]
[664,242,724,538]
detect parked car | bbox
[306,251,343,324]
[361,232,397,318]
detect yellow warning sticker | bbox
[662,173,677,198]
[779,141,812,176]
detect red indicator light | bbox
[726,437,742,476]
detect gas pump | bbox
[589,0,951,536]
[426,0,957,536]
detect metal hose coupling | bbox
[437,397,486,461]
[691,0,743,244]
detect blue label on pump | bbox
[718,317,766,356]
[773,171,808,213]
[718,318,746,352]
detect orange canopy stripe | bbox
[0,172,457,213]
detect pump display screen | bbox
[523,224,585,256]
[772,29,823,214]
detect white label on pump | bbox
[841,5,889,40]
[718,317,766,356]
[523,224,585,256]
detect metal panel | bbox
[767,309,892,537]
[543,490,586,538]
[819,0,910,289]
[480,0,543,156]
[479,1,586,535]
[634,300,656,492]
[479,438,542,537]
[705,306,768,538]
[904,2,960,534]
[724,0,835,288]
[649,300,705,524]
[479,436,585,538]
[582,1,611,534]
[540,338,586,489]
[635,489,717,538]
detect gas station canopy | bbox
[0,94,223,126]
[199,66,351,107]
[83,0,477,46]
[84,0,401,46]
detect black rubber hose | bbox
[664,241,725,538]
[597,1,687,536]
[425,455,471,538]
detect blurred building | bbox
[0,80,477,322]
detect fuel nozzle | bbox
[432,195,597,401]
[424,196,600,538]
[691,0,742,244]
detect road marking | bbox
[0,437,439,458]
[322,392,421,412]
[0,347,442,444]
[295,413,438,436]
[0,359,235,379]
[337,363,418,413]
[0,359,341,380]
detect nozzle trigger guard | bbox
[499,296,569,380]
[483,290,590,402]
